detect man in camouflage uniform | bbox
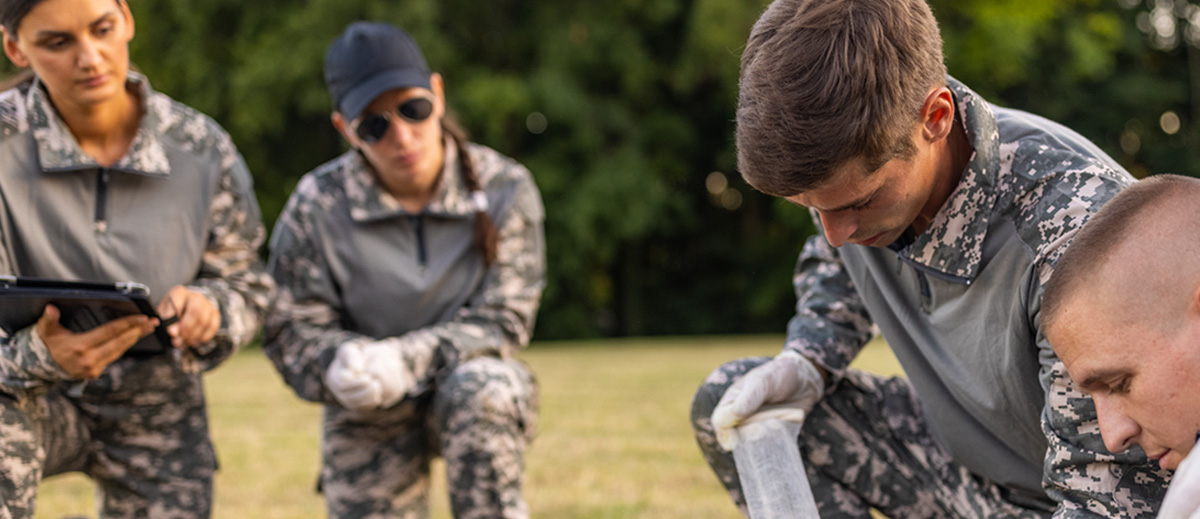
[264,22,543,519]
[690,0,1171,517]
[0,72,273,518]
[1041,174,1200,519]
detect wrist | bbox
[780,349,827,400]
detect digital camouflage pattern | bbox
[265,139,545,405]
[697,76,1170,518]
[322,357,537,519]
[693,358,1053,518]
[0,74,272,375]
[265,138,545,519]
[0,355,217,519]
[1043,363,1166,517]
[0,73,272,518]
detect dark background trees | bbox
[20,0,1200,339]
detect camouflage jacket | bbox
[786,77,1169,517]
[264,138,545,406]
[0,73,273,392]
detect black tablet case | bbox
[0,276,169,357]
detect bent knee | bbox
[435,357,535,425]
[690,356,771,428]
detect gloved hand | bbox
[1159,437,1200,519]
[711,350,825,451]
[324,339,413,410]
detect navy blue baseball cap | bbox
[324,22,431,121]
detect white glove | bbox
[325,339,413,410]
[711,350,825,451]
[1159,437,1200,519]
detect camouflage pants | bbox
[691,357,1054,519]
[321,356,538,519]
[0,355,216,519]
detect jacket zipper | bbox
[410,215,427,271]
[916,270,932,313]
[896,255,971,314]
[95,168,109,233]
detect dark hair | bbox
[2,0,50,90]
[0,0,42,35]
[1,0,121,35]
[441,114,498,266]
[736,0,946,196]
[1042,174,1200,332]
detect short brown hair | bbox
[736,0,947,197]
[1042,174,1200,332]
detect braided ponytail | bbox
[442,115,498,266]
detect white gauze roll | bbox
[732,417,820,519]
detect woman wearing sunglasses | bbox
[0,0,272,516]
[264,21,545,519]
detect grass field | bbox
[33,336,903,519]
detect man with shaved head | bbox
[1043,174,1200,518]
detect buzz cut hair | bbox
[1042,174,1200,333]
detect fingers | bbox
[711,359,794,452]
[157,285,187,320]
[84,316,157,376]
[712,380,747,451]
[161,287,221,349]
[362,344,409,408]
[716,426,741,452]
[326,343,384,410]
[42,312,156,379]
[34,304,64,337]
[727,370,770,418]
[334,379,383,410]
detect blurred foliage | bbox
[5,0,1198,339]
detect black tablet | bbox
[0,276,169,357]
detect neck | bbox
[370,150,446,214]
[912,116,973,235]
[56,83,141,167]
[384,171,443,214]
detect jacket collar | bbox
[28,71,171,177]
[892,77,999,284]
[345,136,480,222]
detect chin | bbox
[74,83,122,105]
[1161,452,1184,471]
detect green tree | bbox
[4,0,1195,340]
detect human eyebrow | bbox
[32,12,115,42]
[32,29,70,44]
[89,12,118,30]
[826,186,882,213]
[1078,369,1128,394]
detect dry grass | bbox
[33,336,902,518]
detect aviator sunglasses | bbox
[351,97,436,144]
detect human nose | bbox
[76,37,102,71]
[1095,395,1140,454]
[818,210,857,248]
[385,115,417,146]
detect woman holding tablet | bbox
[0,0,272,516]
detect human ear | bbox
[1190,281,1200,320]
[330,112,357,147]
[920,86,955,143]
[2,29,29,68]
[429,72,445,119]
[116,0,135,41]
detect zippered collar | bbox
[891,76,1000,285]
[345,135,481,223]
[28,71,170,177]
